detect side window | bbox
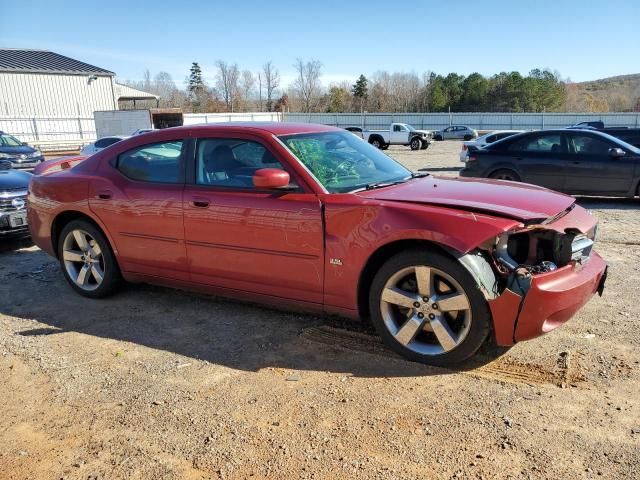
[117,140,184,183]
[393,125,401,132]
[485,134,497,143]
[569,135,613,155]
[95,138,110,148]
[508,134,563,153]
[196,138,285,188]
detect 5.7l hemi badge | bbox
[329,258,343,266]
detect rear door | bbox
[88,137,188,280]
[564,132,636,194]
[505,132,568,191]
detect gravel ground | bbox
[1,141,638,479]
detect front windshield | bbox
[405,124,416,132]
[0,134,23,147]
[280,131,412,193]
[597,131,640,155]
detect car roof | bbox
[172,122,341,136]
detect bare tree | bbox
[292,58,322,113]
[262,61,280,112]
[215,60,240,112]
[240,70,256,111]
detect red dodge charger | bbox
[28,123,607,365]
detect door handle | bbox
[97,190,112,200]
[192,197,210,208]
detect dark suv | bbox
[0,131,45,169]
[570,123,640,148]
[0,160,31,238]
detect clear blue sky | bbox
[2,0,639,86]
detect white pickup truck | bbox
[363,123,432,150]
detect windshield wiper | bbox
[411,171,430,178]
[349,172,428,193]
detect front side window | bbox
[117,140,183,183]
[280,131,411,193]
[485,134,497,143]
[196,138,286,188]
[0,134,22,147]
[569,135,613,155]
[508,134,563,153]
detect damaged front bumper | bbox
[489,250,607,346]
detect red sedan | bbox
[28,123,607,366]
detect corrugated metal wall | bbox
[284,112,640,130]
[183,112,282,125]
[0,72,116,117]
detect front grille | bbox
[0,190,28,213]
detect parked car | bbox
[28,123,606,366]
[0,131,45,170]
[363,123,432,150]
[433,125,478,141]
[80,136,127,156]
[343,126,364,139]
[569,123,640,149]
[459,130,524,162]
[0,160,30,238]
[460,129,640,196]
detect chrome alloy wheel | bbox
[62,229,105,291]
[379,265,472,356]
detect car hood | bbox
[357,176,575,221]
[0,145,37,155]
[0,169,32,190]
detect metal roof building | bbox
[0,49,156,117]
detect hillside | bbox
[569,74,640,111]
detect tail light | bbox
[467,155,477,163]
[462,144,468,151]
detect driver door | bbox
[390,124,408,144]
[182,134,325,304]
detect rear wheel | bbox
[369,137,383,149]
[369,249,491,366]
[58,220,121,298]
[489,169,521,182]
[463,134,473,141]
[410,137,422,151]
[434,134,443,141]
[420,142,429,150]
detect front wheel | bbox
[58,220,121,298]
[369,249,491,366]
[410,138,422,150]
[434,135,443,141]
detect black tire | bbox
[57,219,121,298]
[381,144,389,150]
[489,169,521,182]
[434,135,443,141]
[369,249,492,366]
[463,134,473,141]
[369,137,384,149]
[420,142,429,150]
[410,137,422,151]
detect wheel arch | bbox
[51,210,117,260]
[356,239,458,319]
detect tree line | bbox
[123,61,637,114]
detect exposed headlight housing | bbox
[28,150,42,158]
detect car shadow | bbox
[0,248,500,378]
[0,236,33,253]
[576,196,639,210]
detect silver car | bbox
[434,125,478,141]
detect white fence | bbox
[284,112,640,130]
[2,111,639,152]
[183,112,282,125]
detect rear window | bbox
[117,140,184,183]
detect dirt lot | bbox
[1,141,639,479]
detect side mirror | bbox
[609,147,626,158]
[252,168,290,189]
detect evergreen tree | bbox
[188,62,206,112]
[352,74,368,112]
